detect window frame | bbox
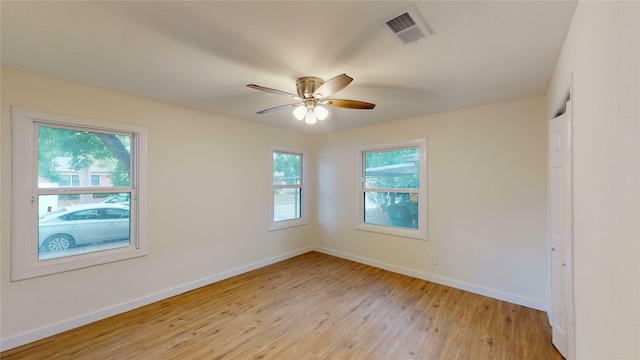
[269,146,308,231]
[11,107,148,281]
[356,138,428,240]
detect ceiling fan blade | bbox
[247,84,301,100]
[256,103,302,114]
[313,74,353,99]
[324,99,376,109]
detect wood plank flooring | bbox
[2,251,563,359]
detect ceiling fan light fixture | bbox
[304,109,318,125]
[293,105,307,120]
[248,73,375,124]
[315,105,328,121]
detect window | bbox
[91,175,101,186]
[11,107,147,280]
[55,173,102,187]
[269,147,307,230]
[357,139,428,240]
[59,174,80,187]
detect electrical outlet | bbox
[429,255,437,265]
[214,255,221,265]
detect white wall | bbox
[547,1,640,359]
[0,67,316,349]
[315,96,550,310]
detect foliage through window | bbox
[11,107,147,280]
[270,147,307,230]
[357,139,427,240]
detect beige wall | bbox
[1,68,552,347]
[547,1,640,358]
[0,68,551,348]
[0,67,316,346]
[315,96,550,309]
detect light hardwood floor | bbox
[2,252,562,359]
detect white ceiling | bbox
[1,1,577,133]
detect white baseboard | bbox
[0,246,313,352]
[311,246,547,311]
[2,245,546,351]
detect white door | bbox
[549,101,573,358]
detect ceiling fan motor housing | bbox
[296,77,324,98]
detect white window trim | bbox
[356,138,428,240]
[11,107,148,281]
[269,146,308,231]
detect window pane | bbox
[38,192,130,213]
[274,188,301,222]
[38,194,131,260]
[364,148,419,189]
[99,192,131,206]
[364,192,418,229]
[273,152,301,185]
[91,175,101,186]
[56,175,80,187]
[58,175,72,187]
[37,125,132,188]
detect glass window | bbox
[91,175,101,186]
[101,193,131,205]
[357,139,428,240]
[59,175,80,187]
[270,147,307,230]
[11,107,147,280]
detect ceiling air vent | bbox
[385,6,431,45]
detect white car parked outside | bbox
[39,203,130,251]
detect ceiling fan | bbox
[247,74,375,124]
